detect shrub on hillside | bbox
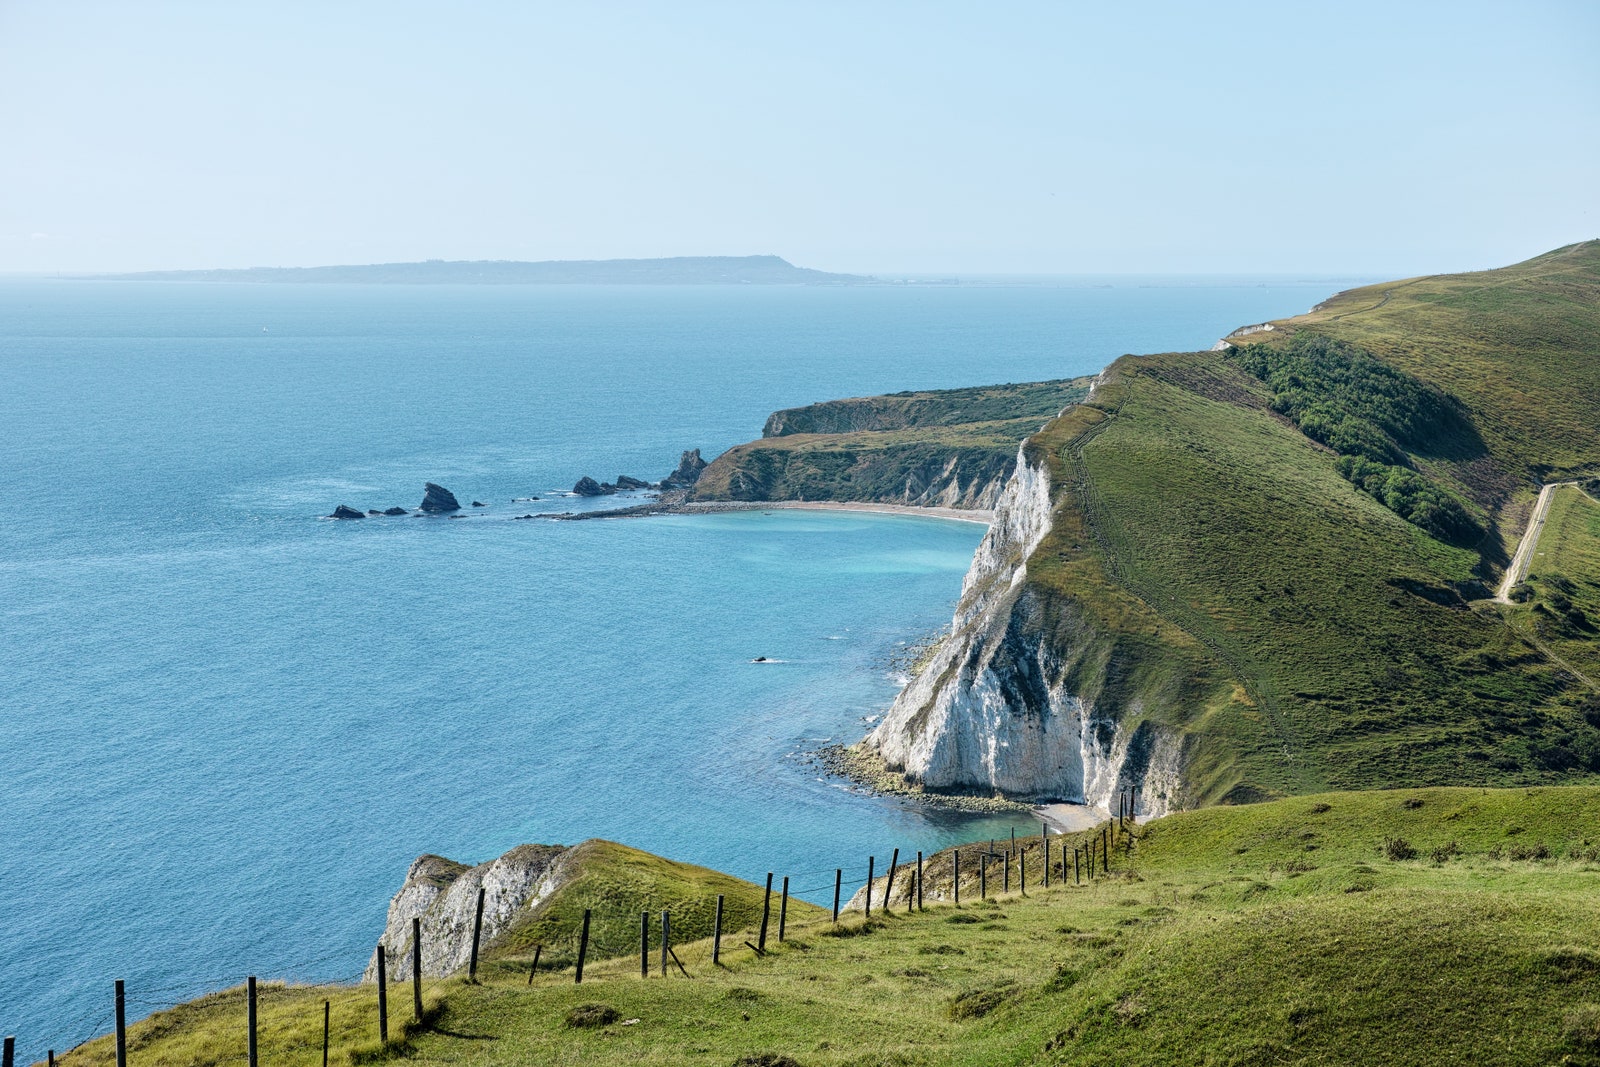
[1383,836,1418,861]
[1336,456,1483,544]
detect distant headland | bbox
[84,254,872,285]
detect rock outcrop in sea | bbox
[330,505,365,519]
[572,476,611,496]
[863,378,1183,818]
[420,483,462,512]
[661,449,707,490]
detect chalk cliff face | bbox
[865,384,1187,819]
[362,845,568,981]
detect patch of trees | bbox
[1232,333,1484,545]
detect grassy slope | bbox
[1512,484,1600,684]
[692,379,1090,504]
[1009,244,1600,803]
[479,840,823,976]
[1270,240,1600,498]
[60,788,1600,1067]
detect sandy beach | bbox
[677,500,995,525]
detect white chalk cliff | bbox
[865,387,1187,818]
[362,844,569,981]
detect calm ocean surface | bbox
[0,277,1365,1055]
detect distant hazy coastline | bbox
[82,254,871,285]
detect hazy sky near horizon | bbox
[1,1,1596,275]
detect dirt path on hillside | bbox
[1494,482,1577,603]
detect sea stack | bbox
[330,505,365,519]
[572,476,611,496]
[420,483,462,512]
[661,448,707,490]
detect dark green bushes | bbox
[1337,456,1481,544]
[1232,333,1485,544]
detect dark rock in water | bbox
[448,514,468,519]
[420,482,462,512]
[661,448,708,490]
[573,476,613,496]
[472,500,487,507]
[383,507,408,516]
[615,475,650,490]
[752,656,769,663]
[367,509,382,516]
[330,505,365,520]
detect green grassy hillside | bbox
[996,243,1600,805]
[57,787,1600,1067]
[692,379,1090,505]
[1510,484,1600,686]
[478,841,823,976]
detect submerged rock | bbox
[367,509,382,516]
[661,449,707,490]
[572,476,613,497]
[383,507,409,516]
[472,500,487,507]
[330,505,365,520]
[420,483,462,512]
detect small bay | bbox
[0,276,1366,1052]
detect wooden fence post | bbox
[469,886,486,981]
[884,848,900,906]
[575,910,591,983]
[916,851,924,910]
[322,999,330,1067]
[377,946,389,1043]
[115,980,127,1067]
[1073,846,1080,884]
[4,1035,14,1067]
[641,912,650,978]
[1003,849,1011,893]
[661,911,670,978]
[1102,831,1109,873]
[1020,847,1026,896]
[980,853,987,899]
[832,870,842,923]
[411,917,424,1022]
[247,976,258,1067]
[865,856,875,918]
[758,873,773,950]
[779,877,790,941]
[527,945,541,984]
[713,895,725,965]
[954,850,960,905]
[1042,823,1050,888]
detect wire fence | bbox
[5,794,1146,1067]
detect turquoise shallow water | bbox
[0,277,1365,1055]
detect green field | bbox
[1512,484,1600,686]
[58,788,1600,1067]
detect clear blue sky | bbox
[0,0,1595,275]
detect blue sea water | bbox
[0,277,1367,1056]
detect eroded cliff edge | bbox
[862,371,1208,818]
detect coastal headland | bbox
[44,241,1600,1066]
